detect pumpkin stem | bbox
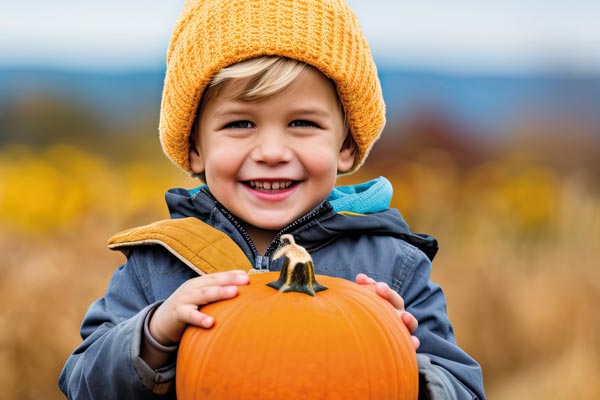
[267,234,327,296]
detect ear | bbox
[189,140,205,175]
[337,134,357,173]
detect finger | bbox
[178,271,250,301]
[400,311,418,333]
[355,273,376,285]
[375,282,405,311]
[186,309,215,329]
[186,270,249,290]
[411,335,421,351]
[151,284,240,343]
[176,286,236,323]
[166,303,215,330]
[192,285,240,306]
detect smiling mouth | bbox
[245,180,297,191]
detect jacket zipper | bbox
[262,204,331,260]
[207,188,332,271]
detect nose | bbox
[250,129,293,166]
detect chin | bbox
[245,213,296,231]
[251,220,291,231]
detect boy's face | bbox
[189,67,355,231]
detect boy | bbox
[59,0,485,398]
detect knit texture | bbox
[327,176,392,214]
[160,0,386,174]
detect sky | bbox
[1,0,600,73]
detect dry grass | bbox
[1,144,598,399]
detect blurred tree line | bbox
[1,69,599,399]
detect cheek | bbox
[302,144,340,172]
[206,158,237,178]
[203,146,239,174]
[301,153,339,193]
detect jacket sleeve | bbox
[58,250,178,399]
[400,248,486,400]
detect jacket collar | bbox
[165,177,438,261]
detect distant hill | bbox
[1,66,599,138]
[378,67,600,134]
[0,68,165,123]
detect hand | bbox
[356,273,420,350]
[149,270,249,346]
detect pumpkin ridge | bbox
[346,288,406,393]
[332,283,397,394]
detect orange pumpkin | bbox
[176,235,418,399]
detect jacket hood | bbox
[165,177,438,261]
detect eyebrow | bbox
[289,107,331,118]
[210,103,254,119]
[212,105,333,120]
[213,110,250,120]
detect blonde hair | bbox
[190,56,352,181]
[197,56,348,129]
[206,56,309,102]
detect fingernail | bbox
[202,316,214,328]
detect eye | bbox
[290,120,319,128]
[224,120,254,129]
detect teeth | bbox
[248,180,292,190]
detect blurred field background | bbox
[2,1,600,399]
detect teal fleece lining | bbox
[327,176,392,214]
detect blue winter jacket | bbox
[59,177,485,399]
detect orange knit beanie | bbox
[159,0,386,173]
